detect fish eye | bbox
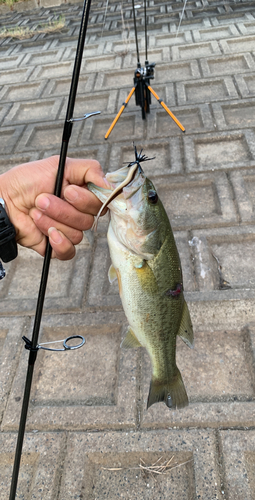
[148,190,158,204]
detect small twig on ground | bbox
[102,456,194,475]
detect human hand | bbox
[0,156,108,260]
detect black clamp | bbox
[0,198,18,264]
[22,336,39,366]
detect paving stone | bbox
[1,311,137,431]
[3,97,63,125]
[0,153,40,174]
[60,429,221,499]
[192,24,239,41]
[190,225,255,294]
[148,103,215,137]
[235,72,255,97]
[17,119,80,152]
[155,171,237,229]
[82,53,122,72]
[238,20,255,35]
[176,76,238,105]
[11,39,51,54]
[155,60,201,82]
[0,80,46,103]
[184,130,255,172]
[0,53,24,69]
[43,73,95,97]
[30,61,73,80]
[0,317,27,423]
[21,47,65,66]
[95,67,135,90]
[201,53,255,77]
[0,432,64,500]
[154,31,192,47]
[172,40,221,60]
[0,66,33,85]
[0,125,25,154]
[229,168,255,223]
[220,34,255,53]
[220,429,255,499]
[0,241,91,315]
[212,98,255,130]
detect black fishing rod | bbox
[9,0,97,497]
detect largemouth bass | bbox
[88,159,193,409]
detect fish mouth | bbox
[88,164,146,218]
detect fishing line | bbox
[144,0,148,61]
[132,0,140,65]
[100,0,109,41]
[176,0,188,38]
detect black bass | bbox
[88,160,193,409]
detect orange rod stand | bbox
[147,85,185,132]
[105,87,136,139]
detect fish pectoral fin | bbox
[121,327,142,349]
[177,300,194,349]
[147,368,188,410]
[108,264,117,284]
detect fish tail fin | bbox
[147,368,188,410]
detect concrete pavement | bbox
[1,0,255,498]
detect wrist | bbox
[0,174,11,219]
[0,188,18,263]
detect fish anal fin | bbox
[147,368,188,410]
[177,300,194,349]
[121,327,142,349]
[108,264,117,284]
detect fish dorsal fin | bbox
[108,264,117,284]
[177,301,194,349]
[121,327,142,349]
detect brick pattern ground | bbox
[1,0,255,498]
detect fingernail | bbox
[36,195,50,210]
[64,186,78,202]
[31,209,42,221]
[48,227,63,244]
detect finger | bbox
[48,228,76,261]
[30,207,85,244]
[63,185,108,215]
[33,195,96,230]
[63,158,110,190]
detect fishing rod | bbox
[9,0,98,498]
[105,0,185,139]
